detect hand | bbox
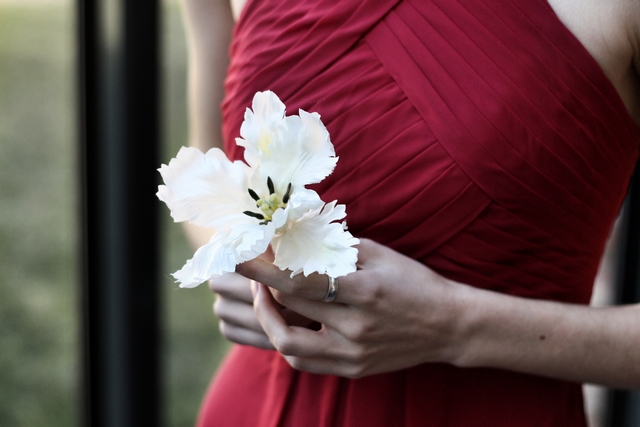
[210,273,274,350]
[236,239,640,387]
[236,238,465,378]
[210,273,319,350]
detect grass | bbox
[0,2,230,426]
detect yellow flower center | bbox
[243,177,292,224]
[256,193,286,221]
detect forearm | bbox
[179,0,233,151]
[451,282,640,388]
[179,0,233,249]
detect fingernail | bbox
[251,280,257,299]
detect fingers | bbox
[214,292,275,349]
[235,238,388,304]
[218,321,274,350]
[212,277,318,349]
[254,282,342,358]
[214,294,264,333]
[280,355,365,378]
[254,282,371,377]
[212,275,269,348]
[237,258,363,304]
[278,307,322,329]
[268,287,350,329]
[236,258,326,300]
[209,273,253,302]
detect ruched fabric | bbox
[197,0,640,426]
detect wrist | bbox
[425,276,481,367]
[438,280,499,369]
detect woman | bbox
[179,0,640,425]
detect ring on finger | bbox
[322,276,339,302]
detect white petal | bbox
[172,222,275,288]
[258,111,337,191]
[272,201,359,278]
[172,229,236,288]
[235,91,337,194]
[157,146,257,229]
[230,220,276,263]
[237,91,286,168]
[278,188,324,224]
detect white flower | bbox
[236,90,338,193]
[157,91,358,288]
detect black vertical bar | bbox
[79,0,161,426]
[606,165,640,427]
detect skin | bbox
[179,0,640,387]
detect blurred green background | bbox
[0,1,229,426]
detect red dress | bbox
[197,0,640,425]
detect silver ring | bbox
[322,276,338,302]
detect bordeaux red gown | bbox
[197,0,640,425]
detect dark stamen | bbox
[267,177,275,195]
[243,211,265,220]
[248,188,260,201]
[259,221,270,225]
[282,183,292,204]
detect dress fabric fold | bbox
[197,0,640,425]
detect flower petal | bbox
[235,91,337,194]
[258,110,337,192]
[272,201,359,278]
[236,91,286,168]
[172,221,275,288]
[277,188,324,225]
[157,146,257,229]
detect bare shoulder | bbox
[547,0,640,124]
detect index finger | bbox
[236,258,356,303]
[208,272,253,301]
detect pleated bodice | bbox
[199,0,640,425]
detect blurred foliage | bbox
[0,3,77,426]
[0,2,230,426]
